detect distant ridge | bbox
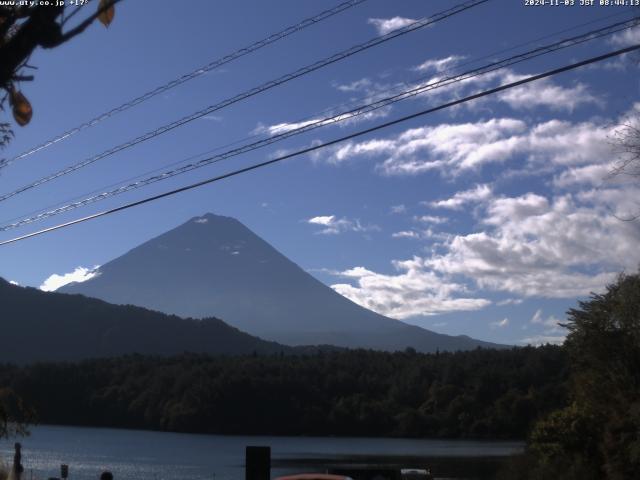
[61,213,506,352]
[0,278,290,364]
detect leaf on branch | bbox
[9,89,32,127]
[98,0,115,28]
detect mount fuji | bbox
[61,213,504,352]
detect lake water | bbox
[0,425,524,480]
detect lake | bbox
[0,425,524,480]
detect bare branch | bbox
[609,108,640,221]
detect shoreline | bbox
[15,422,527,445]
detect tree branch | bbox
[0,1,123,92]
[0,5,64,85]
[58,0,122,44]
[12,75,33,82]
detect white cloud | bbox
[307,215,379,235]
[256,118,319,136]
[335,78,373,92]
[324,117,611,177]
[485,193,549,224]
[422,228,452,242]
[257,66,597,155]
[577,185,640,220]
[317,103,640,309]
[40,266,100,292]
[326,118,526,174]
[496,298,523,306]
[255,106,390,137]
[414,55,466,73]
[490,318,509,329]
[331,258,491,319]
[610,26,640,47]
[308,215,335,226]
[497,73,600,111]
[553,163,612,188]
[425,191,640,298]
[390,204,406,214]
[523,310,566,344]
[367,17,416,35]
[194,217,209,224]
[392,230,420,239]
[9,280,19,286]
[404,65,598,114]
[391,228,451,242]
[414,215,448,224]
[325,184,639,318]
[531,309,562,330]
[525,120,611,166]
[430,184,493,210]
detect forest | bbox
[0,272,638,480]
[0,345,567,440]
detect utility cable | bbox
[1,43,637,246]
[0,17,640,231]
[1,15,636,232]
[0,0,370,170]
[0,0,488,202]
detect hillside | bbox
[0,278,289,363]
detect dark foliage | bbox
[0,386,32,439]
[0,346,567,439]
[0,0,120,147]
[511,272,640,479]
[0,278,290,364]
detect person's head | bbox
[100,472,113,480]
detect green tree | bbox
[527,272,640,479]
[0,387,31,439]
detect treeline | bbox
[0,345,567,440]
[503,272,640,480]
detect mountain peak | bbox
[189,213,240,224]
[61,215,506,352]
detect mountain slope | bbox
[61,213,505,352]
[0,278,289,364]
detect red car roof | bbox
[275,475,353,480]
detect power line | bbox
[7,8,632,229]
[421,7,636,81]
[1,15,638,232]
[8,6,630,226]
[0,0,489,204]
[1,43,637,247]
[0,0,370,171]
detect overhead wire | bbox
[0,0,490,204]
[1,15,637,232]
[0,17,640,231]
[1,42,638,246]
[0,0,370,170]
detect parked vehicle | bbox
[275,475,354,480]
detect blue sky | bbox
[0,0,639,345]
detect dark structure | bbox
[246,446,271,480]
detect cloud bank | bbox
[40,266,100,292]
